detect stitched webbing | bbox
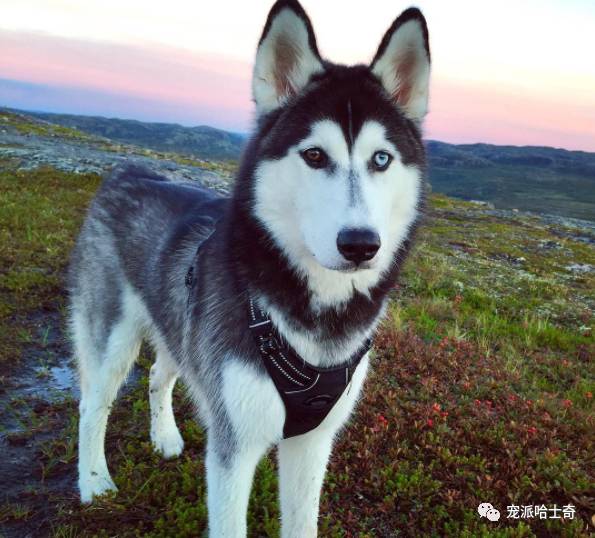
[248,297,371,438]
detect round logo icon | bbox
[478,503,500,521]
[477,503,493,517]
[486,508,501,521]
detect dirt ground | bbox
[0,310,139,538]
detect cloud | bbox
[1,28,595,150]
[0,78,247,131]
[0,31,253,131]
[426,79,595,151]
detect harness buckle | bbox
[248,318,273,339]
[262,334,282,353]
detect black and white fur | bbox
[69,1,430,536]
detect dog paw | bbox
[152,428,184,459]
[79,472,117,504]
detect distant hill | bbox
[426,141,595,221]
[8,108,595,221]
[25,111,246,161]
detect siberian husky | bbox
[69,1,431,535]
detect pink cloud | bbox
[1,30,594,151]
[427,79,595,151]
[0,31,254,130]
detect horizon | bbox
[2,0,595,152]
[8,105,594,155]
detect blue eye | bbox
[372,151,392,171]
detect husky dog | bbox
[69,1,430,535]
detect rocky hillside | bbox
[427,141,595,221]
[6,107,595,221]
[0,109,595,221]
[0,109,235,188]
[18,109,245,161]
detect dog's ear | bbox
[253,0,324,117]
[371,8,431,124]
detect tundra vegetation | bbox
[0,111,593,537]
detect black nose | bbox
[336,228,381,264]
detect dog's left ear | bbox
[371,8,431,124]
[253,0,324,117]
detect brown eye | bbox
[301,147,328,169]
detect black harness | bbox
[185,258,371,439]
[248,298,371,438]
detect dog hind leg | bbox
[149,348,184,458]
[76,294,142,503]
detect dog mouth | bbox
[327,260,374,273]
[306,246,376,273]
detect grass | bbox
[0,164,593,536]
[0,162,101,364]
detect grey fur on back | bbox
[68,165,249,458]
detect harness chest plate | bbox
[248,299,371,438]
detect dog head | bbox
[249,0,430,304]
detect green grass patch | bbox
[0,162,101,363]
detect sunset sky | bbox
[1,0,595,151]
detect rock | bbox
[469,200,495,209]
[565,263,594,274]
[0,129,231,192]
[538,240,562,250]
[491,253,526,266]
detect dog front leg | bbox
[205,440,265,537]
[277,430,334,538]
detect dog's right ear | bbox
[252,0,324,117]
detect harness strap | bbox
[248,298,371,438]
